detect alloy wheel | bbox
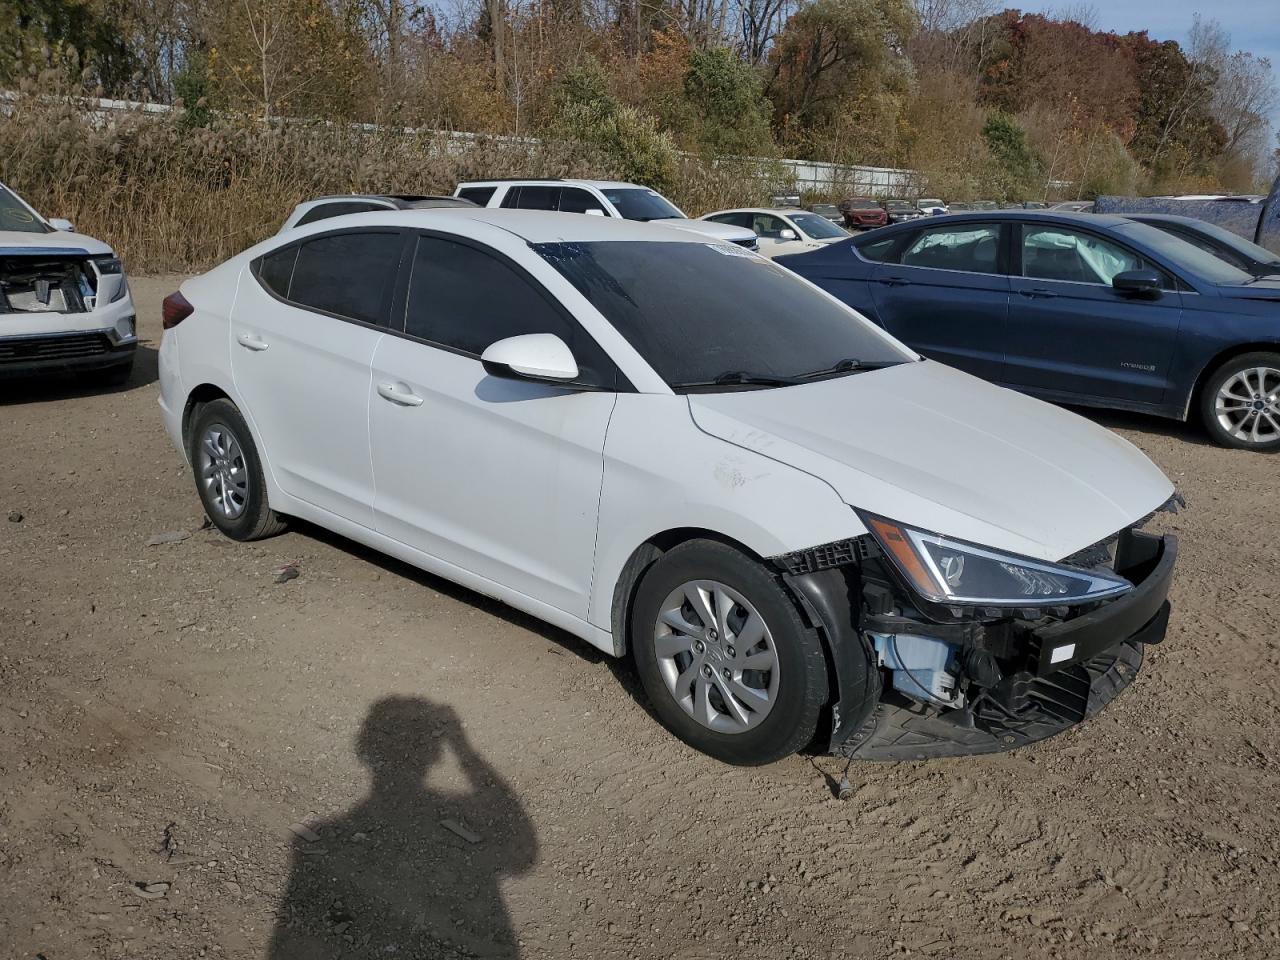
[653,580,780,734]
[197,422,249,520]
[1214,366,1280,446]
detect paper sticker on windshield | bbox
[705,242,762,259]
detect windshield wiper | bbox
[676,370,804,392]
[794,358,903,380]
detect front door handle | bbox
[236,332,269,351]
[878,276,911,286]
[1019,288,1057,299]
[377,382,424,407]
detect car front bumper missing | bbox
[784,529,1177,761]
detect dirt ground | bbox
[2,276,1278,960]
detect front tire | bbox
[188,398,286,541]
[630,540,829,765]
[1199,352,1280,451]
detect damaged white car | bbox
[0,183,137,385]
[158,209,1179,766]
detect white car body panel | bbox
[158,207,1175,661]
[688,361,1173,562]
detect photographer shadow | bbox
[268,696,536,959]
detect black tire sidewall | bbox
[1199,353,1280,451]
[188,399,275,540]
[630,540,828,766]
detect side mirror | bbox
[48,217,75,231]
[584,208,606,217]
[779,228,798,241]
[1112,268,1162,296]
[481,333,579,383]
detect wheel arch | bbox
[1183,341,1280,419]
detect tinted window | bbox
[599,188,684,221]
[499,187,522,209]
[456,186,497,206]
[0,185,49,233]
[559,188,605,214]
[515,186,560,211]
[535,241,911,389]
[902,223,1001,272]
[296,201,386,226]
[405,236,614,386]
[257,245,298,298]
[288,232,403,324]
[708,212,752,229]
[1021,226,1139,284]
[857,235,902,262]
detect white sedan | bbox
[158,209,1179,765]
[0,182,137,385]
[700,207,850,257]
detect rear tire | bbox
[1198,352,1280,451]
[630,540,828,765]
[188,398,286,541]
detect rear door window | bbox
[514,186,561,211]
[708,212,753,229]
[284,231,404,325]
[901,223,1001,273]
[558,188,606,215]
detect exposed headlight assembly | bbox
[861,513,1132,607]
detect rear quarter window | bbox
[456,186,497,206]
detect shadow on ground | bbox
[267,696,537,959]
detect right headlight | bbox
[861,513,1132,607]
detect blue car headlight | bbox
[861,513,1132,607]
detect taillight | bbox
[162,291,194,329]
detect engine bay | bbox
[0,256,97,314]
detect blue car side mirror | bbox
[1112,269,1162,297]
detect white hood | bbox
[659,218,757,244]
[0,229,112,256]
[688,360,1173,562]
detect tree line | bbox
[3,0,1277,199]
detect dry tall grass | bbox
[0,85,785,273]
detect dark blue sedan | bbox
[777,211,1280,450]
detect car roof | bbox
[860,210,1134,232]
[705,207,808,217]
[324,208,716,244]
[456,179,641,191]
[305,194,471,208]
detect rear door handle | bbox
[377,382,424,407]
[1019,288,1057,299]
[236,332,270,351]
[878,276,910,286]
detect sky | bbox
[1017,0,1280,129]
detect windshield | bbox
[0,185,50,234]
[790,213,848,239]
[534,241,911,390]
[1148,219,1280,273]
[809,204,839,217]
[600,188,685,222]
[1113,221,1255,285]
[885,201,913,211]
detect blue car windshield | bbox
[1112,221,1254,285]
